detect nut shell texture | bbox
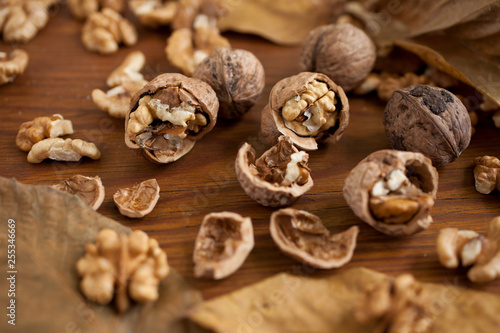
[113,179,160,218]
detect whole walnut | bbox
[299,23,376,92]
[193,47,265,120]
[384,85,471,167]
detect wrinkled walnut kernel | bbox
[16,114,73,152]
[473,155,500,194]
[27,138,100,163]
[270,208,359,269]
[53,175,105,210]
[193,212,254,280]
[76,229,169,313]
[113,179,160,218]
[129,0,178,27]
[0,49,29,85]
[68,0,125,20]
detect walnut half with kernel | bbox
[343,150,438,237]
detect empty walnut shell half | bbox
[261,72,349,151]
[193,212,254,280]
[193,47,265,120]
[235,135,313,207]
[343,150,438,237]
[53,175,105,210]
[270,208,359,269]
[125,73,218,164]
[113,179,160,218]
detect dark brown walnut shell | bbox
[193,211,254,280]
[261,72,349,151]
[299,23,376,92]
[193,47,265,120]
[384,85,471,167]
[235,136,314,207]
[270,208,359,269]
[343,150,438,237]
[125,73,218,164]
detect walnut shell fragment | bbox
[113,179,160,218]
[27,138,101,163]
[0,49,29,85]
[235,136,313,207]
[299,23,376,92]
[53,175,105,210]
[261,72,349,151]
[125,73,218,164]
[16,114,74,152]
[343,150,438,237]
[270,208,359,269]
[473,155,500,194]
[384,85,471,167]
[193,212,254,280]
[193,47,265,119]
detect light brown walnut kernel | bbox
[16,114,74,152]
[129,0,178,28]
[377,72,433,102]
[270,208,359,269]
[53,175,105,210]
[27,138,101,163]
[68,0,125,20]
[193,212,254,280]
[474,155,500,194]
[113,179,160,218]
[82,8,137,55]
[106,50,146,87]
[76,229,169,313]
[0,49,29,85]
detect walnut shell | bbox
[113,179,160,218]
[299,23,376,92]
[270,208,359,269]
[53,175,105,211]
[235,136,313,207]
[193,212,254,280]
[343,150,438,237]
[125,73,219,164]
[193,47,265,120]
[261,72,349,151]
[384,85,471,167]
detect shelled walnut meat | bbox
[299,23,376,92]
[343,150,438,237]
[235,135,313,207]
[53,175,105,210]
[437,217,500,283]
[193,212,254,280]
[125,73,218,164]
[129,0,178,28]
[384,85,471,167]
[270,208,359,269]
[261,72,349,151]
[193,47,265,119]
[16,114,73,152]
[473,155,500,194]
[27,138,101,163]
[68,0,125,20]
[76,229,169,313]
[0,49,29,85]
[113,179,160,218]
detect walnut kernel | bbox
[0,49,29,85]
[113,179,160,218]
[53,175,105,210]
[68,0,125,20]
[473,155,500,194]
[27,138,101,163]
[129,0,178,28]
[16,114,74,152]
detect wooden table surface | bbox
[2,6,500,300]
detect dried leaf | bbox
[0,176,202,332]
[189,267,500,333]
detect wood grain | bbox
[1,6,500,301]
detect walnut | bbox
[0,0,56,43]
[473,156,500,194]
[129,0,178,28]
[270,208,359,269]
[53,175,105,210]
[92,51,148,118]
[193,211,254,279]
[384,85,472,167]
[76,229,169,312]
[343,150,438,237]
[16,114,73,152]
[27,138,101,163]
[125,73,218,164]
[68,0,125,20]
[437,217,500,283]
[299,23,376,92]
[193,47,265,120]
[0,49,28,85]
[235,135,313,207]
[113,179,160,218]
[261,72,349,151]
[81,8,137,55]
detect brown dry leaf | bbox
[0,176,202,332]
[189,267,500,333]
